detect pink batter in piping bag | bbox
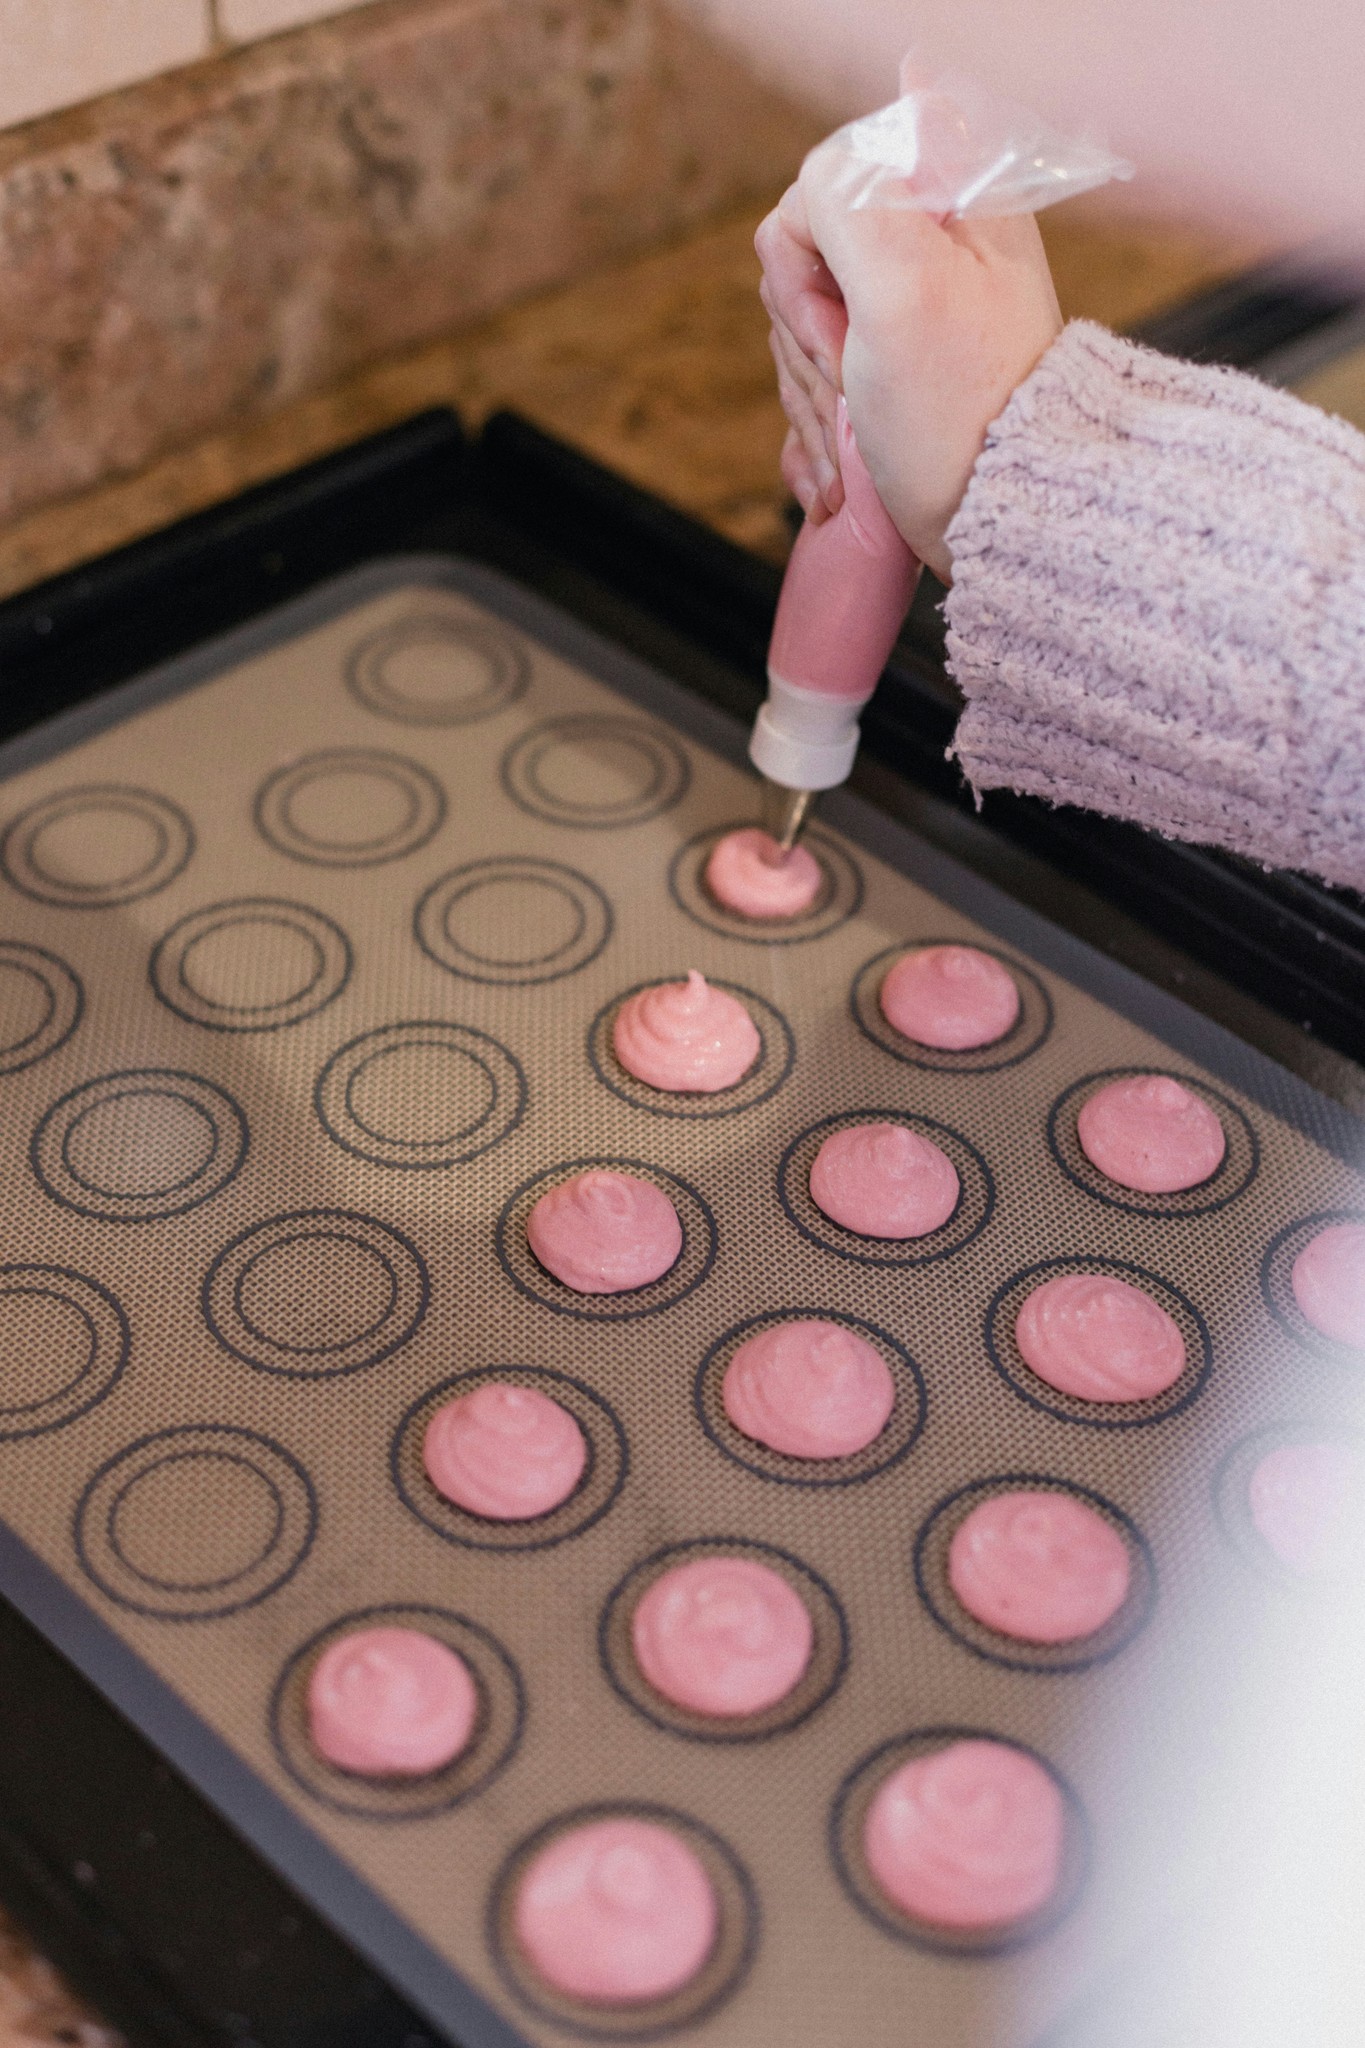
[751,398,920,849]
[749,56,1130,850]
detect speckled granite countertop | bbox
[0,192,1262,599]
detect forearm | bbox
[944,321,1365,892]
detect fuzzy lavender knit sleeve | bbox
[943,319,1365,893]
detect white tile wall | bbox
[217,0,373,39]
[0,0,210,131]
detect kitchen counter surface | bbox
[0,193,1263,602]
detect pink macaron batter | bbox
[879,945,1020,1051]
[722,1319,895,1459]
[1249,1440,1362,1575]
[514,1818,717,2005]
[527,1170,682,1293]
[705,828,824,919]
[948,1491,1131,1643]
[1015,1271,1186,1403]
[1290,1221,1365,1347]
[423,1382,587,1521]
[863,1739,1066,1931]
[631,1556,813,1718]
[612,970,759,1093]
[809,1121,959,1239]
[1076,1074,1226,1193]
[307,1627,479,1777]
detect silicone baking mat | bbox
[0,556,1360,2048]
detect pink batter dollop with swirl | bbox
[612,970,759,1093]
[1016,1271,1186,1403]
[527,1171,682,1294]
[1077,1074,1226,1193]
[879,945,1020,1051]
[948,1491,1131,1643]
[704,827,823,919]
[1249,1441,1361,1574]
[423,1382,587,1520]
[307,1626,478,1777]
[514,1817,717,2006]
[722,1319,895,1459]
[1291,1222,1365,1347]
[864,1739,1065,1930]
[631,1556,813,1718]
[810,1121,959,1239]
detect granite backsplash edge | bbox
[0,0,817,528]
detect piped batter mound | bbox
[810,1122,959,1239]
[1249,1441,1361,1574]
[1076,1075,1226,1194]
[612,971,759,1093]
[863,1739,1065,1931]
[723,1319,895,1459]
[306,1627,478,1777]
[514,1817,717,2005]
[527,1171,683,1294]
[704,828,823,920]
[879,945,1020,1052]
[423,1383,587,1521]
[1290,1222,1365,1347]
[947,1492,1131,1643]
[1015,1272,1185,1403]
[631,1556,813,1717]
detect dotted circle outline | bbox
[500,716,691,831]
[693,1308,927,1490]
[495,1157,718,1323]
[32,1068,249,1222]
[1,784,195,909]
[0,943,84,1074]
[269,1603,526,1821]
[1046,1068,1260,1219]
[585,978,796,1122]
[850,939,1055,1075]
[314,1021,528,1170]
[149,897,353,1034]
[0,1265,130,1441]
[776,1109,996,1269]
[912,1473,1157,1673]
[346,614,531,728]
[983,1255,1214,1431]
[391,1367,629,1554]
[666,821,864,946]
[254,750,446,868]
[414,857,615,988]
[74,1424,318,1621]
[202,1208,430,1380]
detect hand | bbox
[756,138,1063,581]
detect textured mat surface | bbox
[0,561,1359,2048]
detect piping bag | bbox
[751,58,1132,852]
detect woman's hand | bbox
[756,139,1063,582]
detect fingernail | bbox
[792,476,816,513]
[814,456,839,500]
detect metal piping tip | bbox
[760,780,816,857]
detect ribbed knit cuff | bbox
[943,320,1365,893]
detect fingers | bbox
[755,189,848,382]
[767,321,844,516]
[780,428,831,526]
